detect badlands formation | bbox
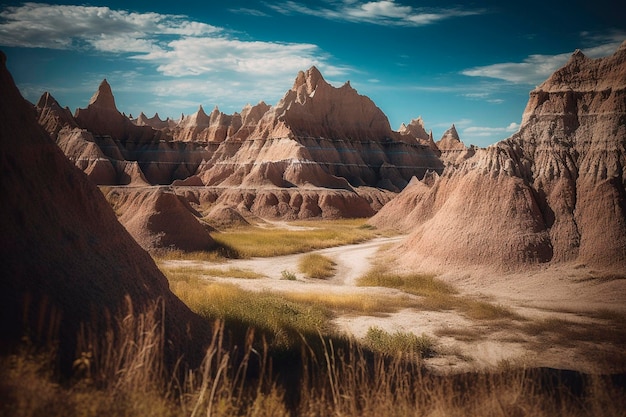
[0,51,210,367]
[36,66,442,251]
[371,42,626,273]
[30,41,626,273]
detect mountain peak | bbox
[36,91,59,109]
[88,79,117,110]
[293,66,326,94]
[437,124,465,151]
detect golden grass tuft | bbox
[211,219,376,258]
[282,292,418,316]
[298,253,336,279]
[357,266,521,321]
[4,299,626,417]
[204,267,265,279]
[357,266,457,297]
[363,326,436,358]
[169,281,332,347]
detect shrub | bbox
[280,270,297,281]
[364,326,436,358]
[298,253,336,279]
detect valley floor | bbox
[161,224,626,375]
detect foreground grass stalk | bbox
[3,301,626,417]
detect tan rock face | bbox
[0,52,209,368]
[37,66,443,219]
[37,85,214,186]
[399,117,439,151]
[36,92,77,138]
[106,188,215,253]
[371,42,626,272]
[196,67,444,193]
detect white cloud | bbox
[461,31,625,85]
[506,122,520,131]
[228,8,270,17]
[0,3,219,50]
[0,3,345,79]
[269,0,483,27]
[462,122,519,137]
[137,37,326,77]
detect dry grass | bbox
[169,280,333,347]
[298,253,336,279]
[357,266,457,297]
[357,266,521,321]
[153,249,227,263]
[204,267,265,279]
[282,292,418,316]
[211,219,376,258]
[363,326,436,358]
[4,314,625,417]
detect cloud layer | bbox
[0,2,339,78]
[269,0,482,26]
[462,32,625,85]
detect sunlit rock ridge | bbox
[371,41,626,272]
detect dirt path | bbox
[164,236,403,294]
[162,235,626,373]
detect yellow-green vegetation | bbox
[357,266,520,321]
[298,253,336,279]
[5,317,625,417]
[364,326,435,358]
[358,266,457,297]
[203,267,265,279]
[169,279,332,347]
[157,263,263,281]
[282,292,418,316]
[4,276,626,417]
[212,219,376,258]
[153,249,227,263]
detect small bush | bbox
[298,253,336,279]
[364,326,435,358]
[280,270,297,281]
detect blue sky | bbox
[1,1,624,147]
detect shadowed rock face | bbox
[105,188,216,253]
[0,51,209,368]
[371,42,626,272]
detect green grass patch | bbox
[211,219,376,258]
[298,253,336,279]
[363,326,435,358]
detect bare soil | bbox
[162,233,626,374]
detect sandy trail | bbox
[164,236,403,294]
[163,235,626,373]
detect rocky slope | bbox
[35,66,445,221]
[371,42,626,272]
[105,187,216,253]
[195,67,443,193]
[37,82,213,185]
[399,116,439,151]
[0,51,210,368]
